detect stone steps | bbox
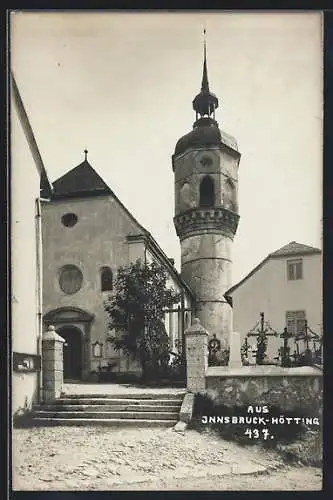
[33,410,179,420]
[31,392,184,427]
[29,418,177,427]
[34,404,181,412]
[49,398,182,406]
[59,393,184,400]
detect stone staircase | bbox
[31,392,185,427]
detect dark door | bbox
[59,326,82,380]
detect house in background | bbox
[41,158,195,381]
[11,73,53,415]
[225,241,322,360]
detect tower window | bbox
[200,176,215,207]
[101,267,113,292]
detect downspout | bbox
[181,292,185,356]
[35,197,50,402]
[144,236,148,266]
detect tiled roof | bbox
[270,241,321,258]
[225,241,321,297]
[52,160,111,198]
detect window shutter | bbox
[286,311,296,335]
[286,310,306,335]
[295,310,306,334]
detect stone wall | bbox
[205,366,323,414]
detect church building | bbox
[41,35,242,382]
[41,157,195,381]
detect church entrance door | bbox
[58,325,83,380]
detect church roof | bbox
[225,241,321,298]
[52,160,112,199]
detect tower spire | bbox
[201,28,209,93]
[192,28,219,125]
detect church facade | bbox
[41,159,194,380]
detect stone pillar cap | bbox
[185,318,209,336]
[43,325,66,343]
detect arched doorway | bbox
[44,307,94,381]
[57,325,83,380]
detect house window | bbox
[59,265,83,295]
[101,267,113,292]
[199,176,215,207]
[287,259,303,280]
[286,310,306,336]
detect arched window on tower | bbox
[199,176,215,207]
[101,267,113,292]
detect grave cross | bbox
[279,327,294,367]
[295,320,322,365]
[247,312,278,365]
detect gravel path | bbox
[12,426,322,491]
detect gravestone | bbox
[228,331,242,369]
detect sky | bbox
[10,11,323,285]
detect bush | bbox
[276,430,322,466]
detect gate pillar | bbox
[185,318,209,392]
[42,325,65,402]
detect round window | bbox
[59,265,83,295]
[200,156,213,167]
[61,213,78,227]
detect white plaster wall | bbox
[11,97,41,414]
[231,253,322,357]
[11,100,40,355]
[12,372,38,414]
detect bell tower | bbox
[172,32,241,342]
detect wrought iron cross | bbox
[247,312,278,364]
[279,327,294,367]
